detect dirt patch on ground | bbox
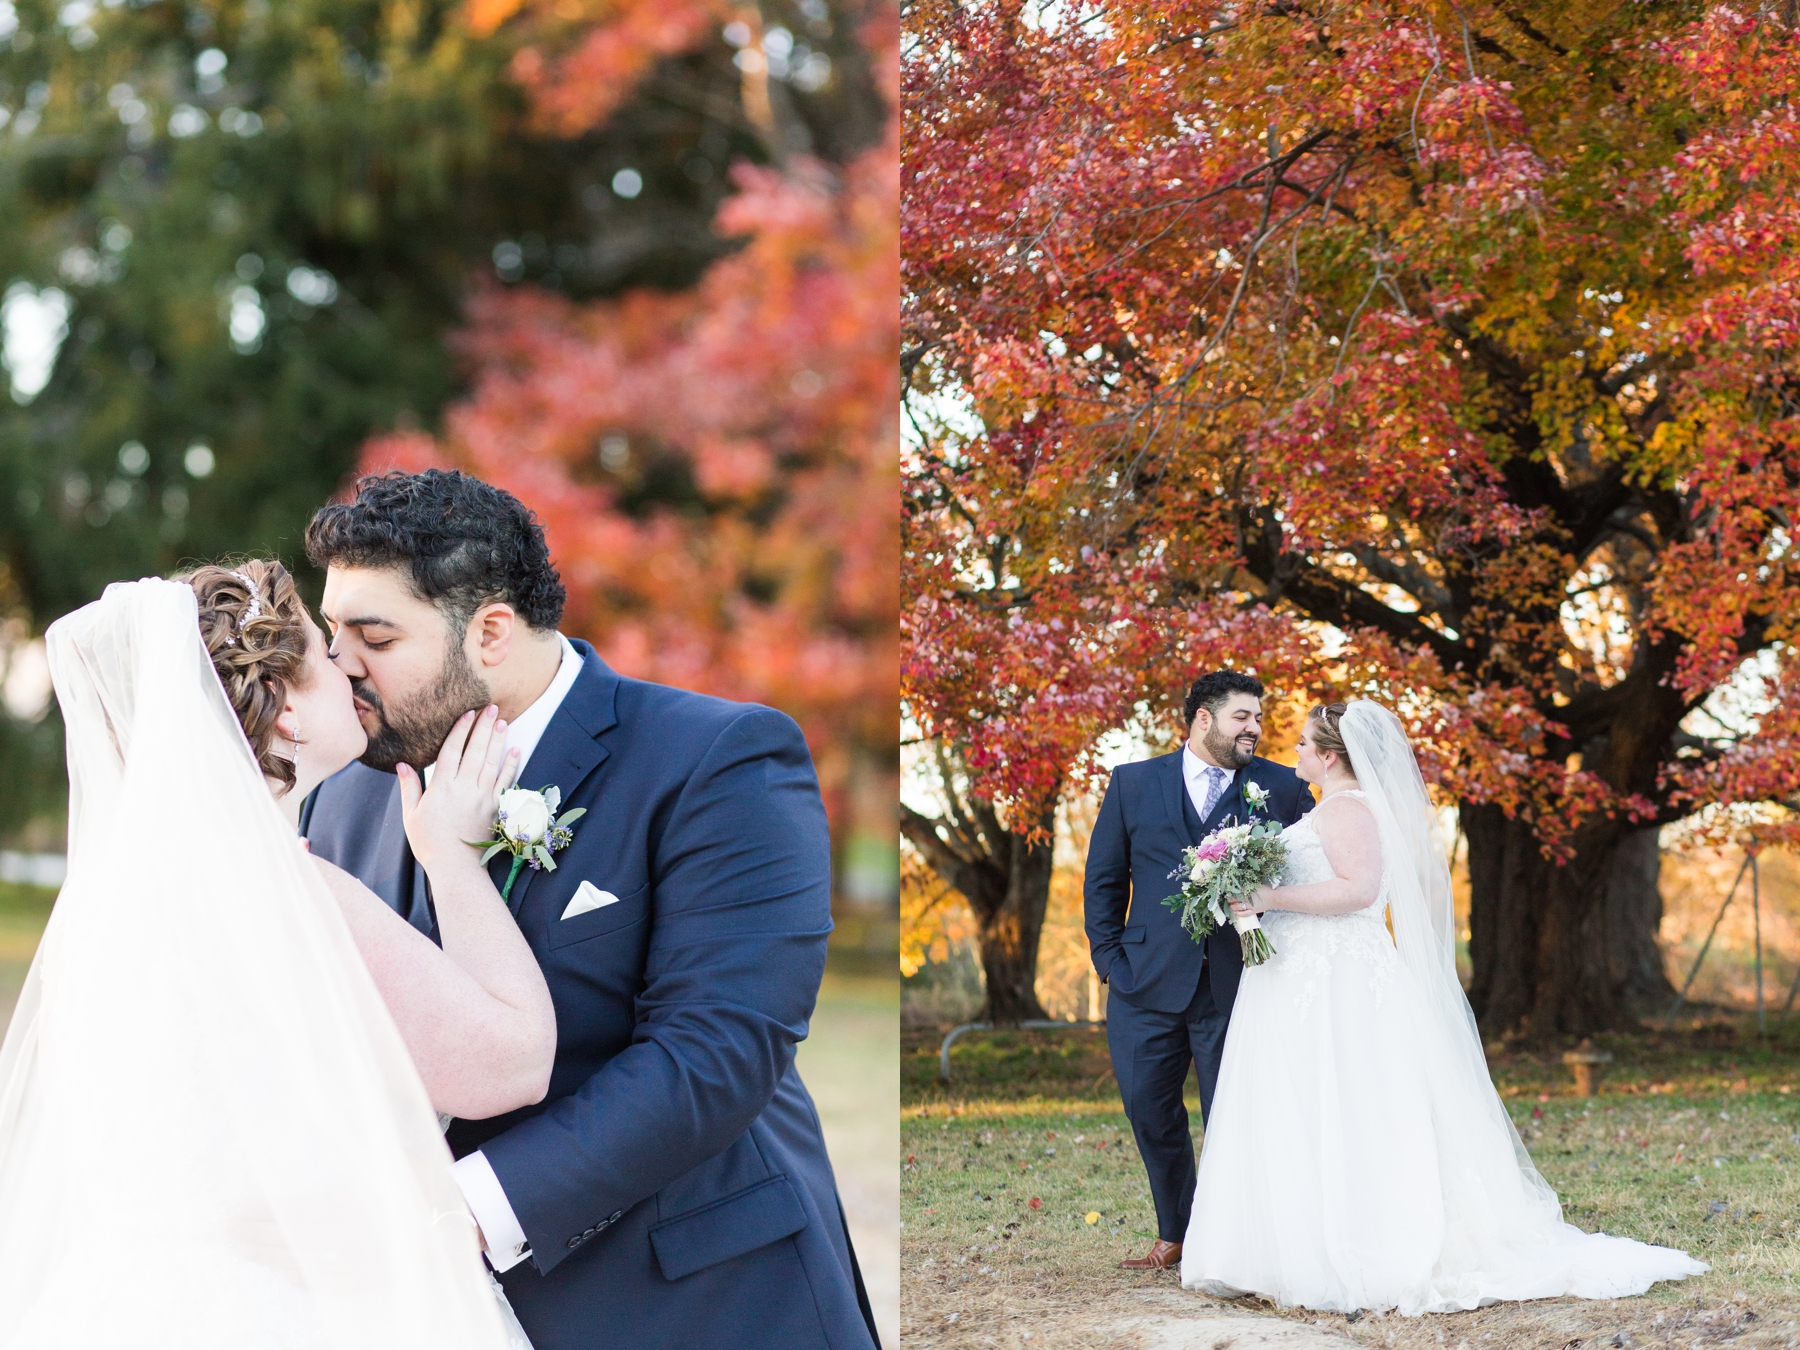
[902,1025,1800,1350]
[903,1270,1800,1350]
[1104,1289,1360,1348]
[902,1279,1359,1349]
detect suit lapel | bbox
[371,775,437,937]
[490,643,620,916]
[1161,751,1201,845]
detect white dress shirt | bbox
[1182,744,1233,826]
[443,635,583,1271]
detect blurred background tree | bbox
[0,0,899,940]
[361,0,899,944]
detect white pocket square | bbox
[561,881,619,920]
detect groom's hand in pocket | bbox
[398,704,518,874]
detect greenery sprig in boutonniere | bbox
[472,785,586,902]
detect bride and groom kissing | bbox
[0,469,880,1349]
[1085,670,1705,1315]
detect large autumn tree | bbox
[903,0,1800,1033]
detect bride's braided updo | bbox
[1307,702,1356,777]
[182,560,311,792]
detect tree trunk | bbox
[1606,827,1677,1016]
[971,829,1054,1024]
[1462,802,1550,1034]
[1529,814,1643,1034]
[1465,627,1691,1037]
[900,782,1057,1025]
[1465,809,1672,1036]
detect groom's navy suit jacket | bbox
[1084,752,1311,1015]
[300,642,877,1350]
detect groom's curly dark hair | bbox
[305,469,566,633]
[1183,669,1265,727]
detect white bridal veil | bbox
[1337,701,1700,1301]
[0,580,510,1348]
[1338,703,1563,1216]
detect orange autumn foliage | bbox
[365,3,899,838]
[901,1,1800,1032]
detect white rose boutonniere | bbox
[1243,781,1270,814]
[496,788,551,845]
[472,784,587,902]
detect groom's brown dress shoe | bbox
[1119,1239,1182,1270]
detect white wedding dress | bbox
[1181,703,1705,1314]
[0,579,525,1348]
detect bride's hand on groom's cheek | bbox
[397,705,519,873]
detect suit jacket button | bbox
[566,1237,580,1249]
[610,1209,624,1223]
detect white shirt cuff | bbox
[450,1148,532,1273]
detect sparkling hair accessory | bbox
[222,569,264,646]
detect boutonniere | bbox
[1242,781,1270,815]
[472,784,587,902]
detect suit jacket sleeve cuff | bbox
[451,1148,532,1273]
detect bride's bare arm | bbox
[313,855,554,1118]
[315,705,556,1119]
[1243,793,1382,916]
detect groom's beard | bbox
[352,645,491,774]
[1204,722,1258,769]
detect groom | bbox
[298,470,878,1350]
[1084,670,1311,1271]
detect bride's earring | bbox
[290,717,300,778]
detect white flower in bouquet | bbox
[1165,814,1286,968]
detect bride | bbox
[0,565,553,1348]
[1181,700,1705,1314]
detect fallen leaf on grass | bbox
[1029,1197,1042,1210]
[1085,1211,1100,1224]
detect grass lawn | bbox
[903,1020,1800,1349]
[0,881,55,1025]
[798,972,900,1350]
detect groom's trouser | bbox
[1106,964,1229,1243]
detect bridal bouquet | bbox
[1164,785,1283,966]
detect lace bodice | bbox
[1275,808,1340,888]
[1256,790,1394,1009]
[1273,791,1379,897]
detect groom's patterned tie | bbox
[1200,765,1230,821]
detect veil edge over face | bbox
[0,578,510,1348]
